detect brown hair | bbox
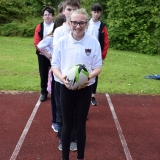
[63,0,81,10]
[58,2,64,14]
[91,3,103,12]
[41,6,54,16]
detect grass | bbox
[0,36,39,91]
[0,36,160,94]
[99,50,160,94]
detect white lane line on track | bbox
[105,94,132,160]
[10,96,41,160]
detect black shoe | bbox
[91,97,98,106]
[40,94,47,102]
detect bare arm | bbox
[84,67,102,87]
[89,67,102,79]
[52,67,70,89]
[39,49,52,60]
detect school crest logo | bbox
[85,49,91,56]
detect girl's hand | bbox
[82,76,91,88]
[62,75,70,89]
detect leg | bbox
[91,76,98,106]
[51,75,56,122]
[51,75,58,132]
[54,82,63,138]
[60,85,77,159]
[76,86,92,159]
[37,54,50,101]
[70,112,77,151]
[54,82,63,150]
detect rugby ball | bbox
[66,64,89,90]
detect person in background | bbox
[53,0,81,152]
[37,14,66,133]
[86,3,109,106]
[34,6,54,102]
[58,1,64,15]
[52,8,102,160]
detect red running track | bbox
[0,92,160,160]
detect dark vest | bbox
[98,22,106,52]
[36,22,44,54]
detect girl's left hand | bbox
[82,76,91,88]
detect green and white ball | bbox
[66,64,89,90]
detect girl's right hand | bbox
[62,75,70,89]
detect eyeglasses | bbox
[43,14,53,17]
[66,8,77,12]
[70,21,87,28]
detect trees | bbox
[0,0,32,23]
[0,0,61,36]
[26,0,62,17]
[0,0,160,54]
[0,0,62,23]
[107,0,160,54]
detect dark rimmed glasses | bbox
[43,13,53,17]
[70,21,87,28]
[66,8,77,12]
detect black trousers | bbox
[54,82,77,141]
[92,76,98,94]
[51,74,57,123]
[54,82,63,139]
[54,82,62,124]
[37,54,51,95]
[60,85,92,160]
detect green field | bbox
[0,36,160,94]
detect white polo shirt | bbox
[43,22,54,37]
[38,35,53,54]
[86,18,100,39]
[53,22,70,46]
[51,33,102,85]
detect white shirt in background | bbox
[86,18,101,39]
[38,36,53,54]
[43,21,54,37]
[53,22,71,46]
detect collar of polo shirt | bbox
[69,33,86,44]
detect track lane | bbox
[0,92,40,160]
[109,94,160,160]
[1,93,160,160]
